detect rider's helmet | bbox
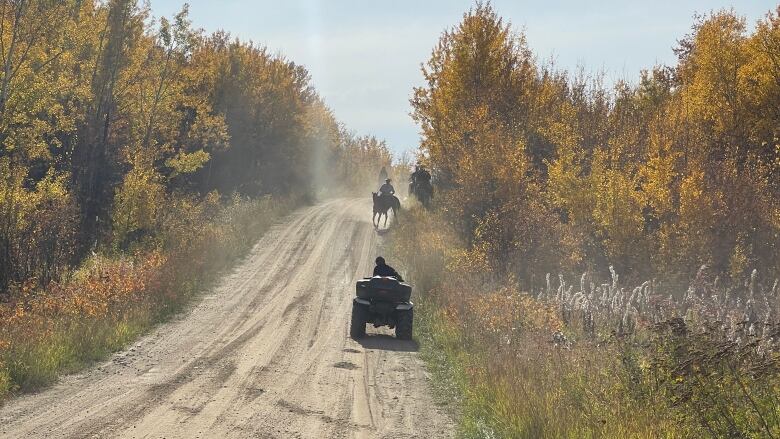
[376,256,385,265]
[385,178,392,183]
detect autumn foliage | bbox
[398,3,780,437]
[0,1,388,398]
[412,3,780,286]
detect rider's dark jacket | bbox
[378,183,395,196]
[410,169,430,185]
[373,263,403,281]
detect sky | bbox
[151,1,777,156]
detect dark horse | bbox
[410,180,433,208]
[372,192,400,228]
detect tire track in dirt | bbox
[0,199,453,439]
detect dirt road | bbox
[0,199,453,438]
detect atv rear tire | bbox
[350,302,367,339]
[395,309,413,340]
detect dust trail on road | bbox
[0,199,453,439]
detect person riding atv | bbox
[351,257,413,340]
[373,256,403,281]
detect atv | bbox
[350,276,413,340]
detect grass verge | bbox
[0,195,298,401]
[390,206,780,438]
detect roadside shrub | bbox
[0,160,78,293]
[0,195,295,399]
[390,207,780,438]
[648,319,780,438]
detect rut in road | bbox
[0,199,453,439]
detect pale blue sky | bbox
[151,1,776,155]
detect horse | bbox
[372,192,400,228]
[410,180,433,208]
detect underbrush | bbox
[390,207,780,438]
[0,194,297,400]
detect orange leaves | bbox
[0,251,167,362]
[0,196,292,398]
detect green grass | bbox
[414,297,503,439]
[5,309,152,391]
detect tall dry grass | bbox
[0,194,296,399]
[389,206,780,438]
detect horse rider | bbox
[410,164,420,184]
[378,178,395,199]
[416,164,431,184]
[409,164,419,193]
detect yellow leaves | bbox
[546,143,593,227]
[447,247,490,275]
[412,2,534,181]
[112,157,167,240]
[413,1,780,283]
[591,157,644,232]
[165,150,210,176]
[0,1,94,164]
[547,143,647,266]
[535,93,581,152]
[33,168,70,200]
[678,168,721,225]
[0,158,76,282]
[190,110,230,152]
[638,130,677,217]
[679,11,747,107]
